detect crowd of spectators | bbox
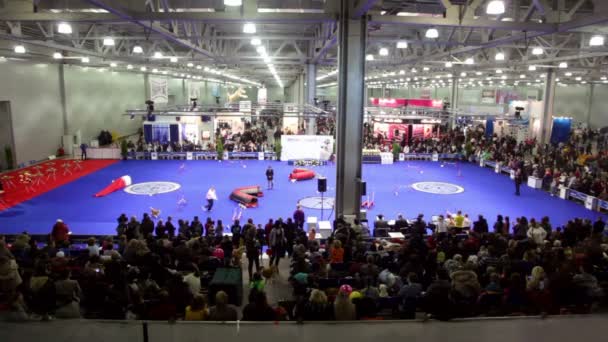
[1,207,607,322]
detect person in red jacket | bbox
[51,219,70,246]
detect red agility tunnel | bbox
[230,185,264,208]
[289,168,315,181]
[94,175,132,197]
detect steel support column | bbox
[585,83,595,127]
[541,69,556,144]
[306,64,317,134]
[450,77,459,128]
[335,0,366,219]
[58,63,68,135]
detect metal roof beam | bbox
[369,15,556,32]
[351,0,381,19]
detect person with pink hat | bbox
[334,284,356,320]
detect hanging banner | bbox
[481,89,496,104]
[149,77,168,104]
[420,88,432,99]
[280,135,334,161]
[239,100,252,113]
[258,88,268,103]
[187,81,201,100]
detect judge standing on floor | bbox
[204,186,217,211]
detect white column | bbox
[540,69,556,144]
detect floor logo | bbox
[298,196,335,210]
[411,182,464,195]
[124,182,181,196]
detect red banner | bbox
[369,98,443,109]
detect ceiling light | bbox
[256,46,266,54]
[475,71,482,76]
[495,52,505,61]
[559,62,568,69]
[251,38,261,46]
[399,70,405,75]
[103,37,115,46]
[152,68,158,73]
[53,52,63,59]
[170,57,178,63]
[423,67,430,71]
[486,1,505,15]
[565,72,572,77]
[162,71,167,75]
[575,76,582,81]
[127,64,133,70]
[501,75,507,79]
[153,51,163,58]
[57,22,72,34]
[81,57,89,63]
[366,54,374,61]
[187,62,194,67]
[520,74,526,79]
[445,61,453,68]
[263,56,271,63]
[197,65,202,70]
[204,66,210,71]
[110,62,117,67]
[14,45,25,54]
[532,47,544,55]
[425,28,439,39]
[224,0,242,6]
[529,65,537,71]
[379,47,389,56]
[602,76,607,80]
[243,23,256,34]
[465,57,474,65]
[396,41,408,49]
[460,72,467,77]
[140,66,147,72]
[590,35,605,46]
[411,68,417,73]
[133,46,143,54]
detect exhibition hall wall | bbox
[0,60,286,165]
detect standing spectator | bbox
[269,223,286,268]
[244,225,260,281]
[265,165,274,190]
[51,219,70,246]
[293,205,306,229]
[473,215,489,234]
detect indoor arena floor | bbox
[0,159,601,236]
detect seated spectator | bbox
[302,289,333,321]
[242,291,276,321]
[185,295,208,321]
[208,291,239,321]
[334,285,356,321]
[86,237,100,257]
[54,269,82,319]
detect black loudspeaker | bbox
[360,181,367,196]
[317,177,327,192]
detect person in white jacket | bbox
[527,221,547,245]
[204,187,217,212]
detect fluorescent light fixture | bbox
[110,62,117,67]
[366,54,374,61]
[170,57,178,63]
[127,64,133,70]
[243,23,256,34]
[528,65,537,71]
[52,52,63,59]
[559,62,568,68]
[445,61,453,68]
[103,37,115,46]
[140,66,147,71]
[590,35,604,46]
[396,41,408,49]
[465,57,474,65]
[495,52,505,61]
[379,47,389,56]
[251,38,261,46]
[57,22,72,34]
[486,0,505,15]
[224,0,242,6]
[14,45,25,54]
[153,51,163,58]
[425,28,439,39]
[532,47,543,55]
[133,46,143,54]
[81,57,90,63]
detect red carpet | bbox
[0,159,117,210]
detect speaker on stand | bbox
[317,177,327,220]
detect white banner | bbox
[187,81,201,100]
[149,77,168,104]
[280,135,334,161]
[239,100,252,112]
[257,88,267,103]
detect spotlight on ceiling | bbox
[57,22,72,34]
[396,41,408,49]
[379,47,389,56]
[153,51,163,59]
[532,47,544,55]
[445,62,453,68]
[425,28,439,39]
[559,62,568,69]
[366,54,374,61]
[53,52,63,59]
[14,45,26,54]
[486,0,505,15]
[133,46,143,54]
[103,37,115,46]
[590,35,605,46]
[81,57,90,63]
[251,38,261,46]
[495,52,505,61]
[243,23,256,34]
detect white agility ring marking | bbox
[124,182,181,195]
[298,196,335,210]
[411,182,464,195]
